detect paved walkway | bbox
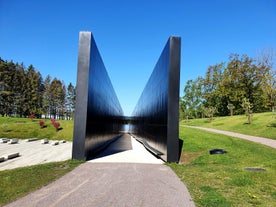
[182,125,276,149]
[3,134,195,207]
[0,139,72,171]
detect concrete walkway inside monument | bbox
[89,134,164,164]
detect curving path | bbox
[181,125,276,149]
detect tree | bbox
[227,103,235,116]
[50,78,66,119]
[181,78,203,118]
[180,50,276,117]
[43,75,52,118]
[241,97,253,124]
[203,106,217,122]
[202,63,228,115]
[13,63,27,117]
[256,48,276,112]
[0,59,11,116]
[0,57,72,119]
[223,54,269,113]
[66,82,76,119]
[24,65,44,117]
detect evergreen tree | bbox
[66,82,76,119]
[24,65,44,117]
[43,75,52,118]
[50,78,66,119]
[0,57,73,118]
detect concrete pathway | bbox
[0,139,72,171]
[182,125,276,149]
[89,134,164,164]
[3,134,195,207]
[4,163,195,207]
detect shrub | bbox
[29,114,35,122]
[53,122,60,132]
[38,120,45,128]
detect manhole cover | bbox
[244,167,266,171]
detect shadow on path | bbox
[91,134,133,159]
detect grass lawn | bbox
[168,127,276,207]
[1,116,275,206]
[0,117,73,141]
[180,112,276,140]
[0,159,83,206]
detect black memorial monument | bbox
[72,32,181,162]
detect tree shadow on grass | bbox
[267,123,276,128]
[3,129,12,132]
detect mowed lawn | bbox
[1,116,275,206]
[169,127,276,207]
[180,112,276,140]
[0,117,73,141]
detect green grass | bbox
[0,117,74,141]
[0,159,83,206]
[168,127,276,207]
[180,112,276,139]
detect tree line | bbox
[180,49,276,120]
[0,58,76,119]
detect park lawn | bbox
[180,112,276,139]
[0,117,74,141]
[0,160,83,206]
[168,127,276,207]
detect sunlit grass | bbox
[0,117,73,141]
[180,112,276,139]
[168,127,276,207]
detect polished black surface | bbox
[130,37,181,162]
[72,32,123,159]
[72,32,180,162]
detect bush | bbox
[53,122,60,132]
[29,114,35,122]
[38,120,45,128]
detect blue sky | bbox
[0,0,275,115]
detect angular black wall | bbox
[130,37,181,162]
[72,32,181,162]
[72,32,124,160]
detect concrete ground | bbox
[89,134,164,164]
[4,163,195,207]
[0,139,72,171]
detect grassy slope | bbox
[180,112,276,140]
[0,117,73,141]
[168,127,276,207]
[0,160,83,206]
[1,116,276,206]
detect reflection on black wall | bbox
[72,32,124,159]
[130,37,181,162]
[72,33,180,162]
[85,34,124,157]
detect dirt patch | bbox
[179,151,203,164]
